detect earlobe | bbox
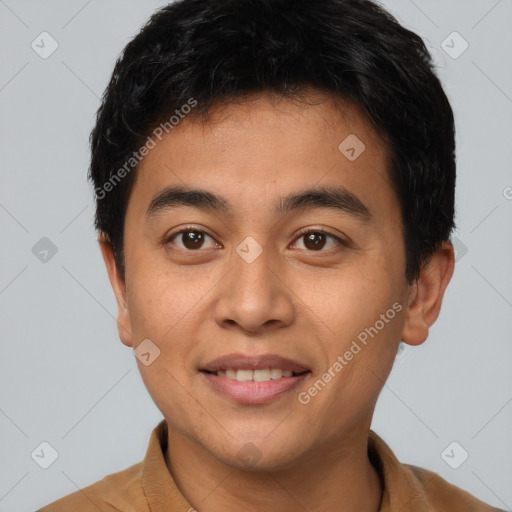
[98,233,134,348]
[401,241,455,346]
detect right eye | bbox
[165,228,221,251]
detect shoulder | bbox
[405,464,506,512]
[37,461,146,512]
[367,430,505,512]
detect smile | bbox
[203,368,308,381]
[200,369,311,405]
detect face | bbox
[104,91,419,470]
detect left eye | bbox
[292,230,344,252]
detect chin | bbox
[209,431,305,471]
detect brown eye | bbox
[303,232,327,250]
[293,230,345,252]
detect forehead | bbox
[127,91,395,224]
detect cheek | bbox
[125,263,214,378]
[300,260,399,335]
[126,260,196,338]
[300,252,406,385]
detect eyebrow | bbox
[146,184,372,221]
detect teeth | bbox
[236,369,253,381]
[253,369,270,382]
[214,368,297,381]
[271,368,284,379]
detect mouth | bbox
[201,368,309,381]
[199,353,311,405]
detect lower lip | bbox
[200,371,310,405]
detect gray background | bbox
[0,0,511,510]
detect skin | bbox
[99,90,454,512]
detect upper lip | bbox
[200,353,310,373]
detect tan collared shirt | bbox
[38,419,504,511]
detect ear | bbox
[98,233,134,347]
[401,241,455,346]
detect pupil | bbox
[305,233,325,250]
[184,230,203,249]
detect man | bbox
[39,0,504,510]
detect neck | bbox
[164,425,382,512]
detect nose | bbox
[212,243,295,335]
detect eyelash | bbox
[164,226,348,253]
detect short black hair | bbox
[89,0,456,283]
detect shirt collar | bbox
[141,419,191,512]
[368,430,430,512]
